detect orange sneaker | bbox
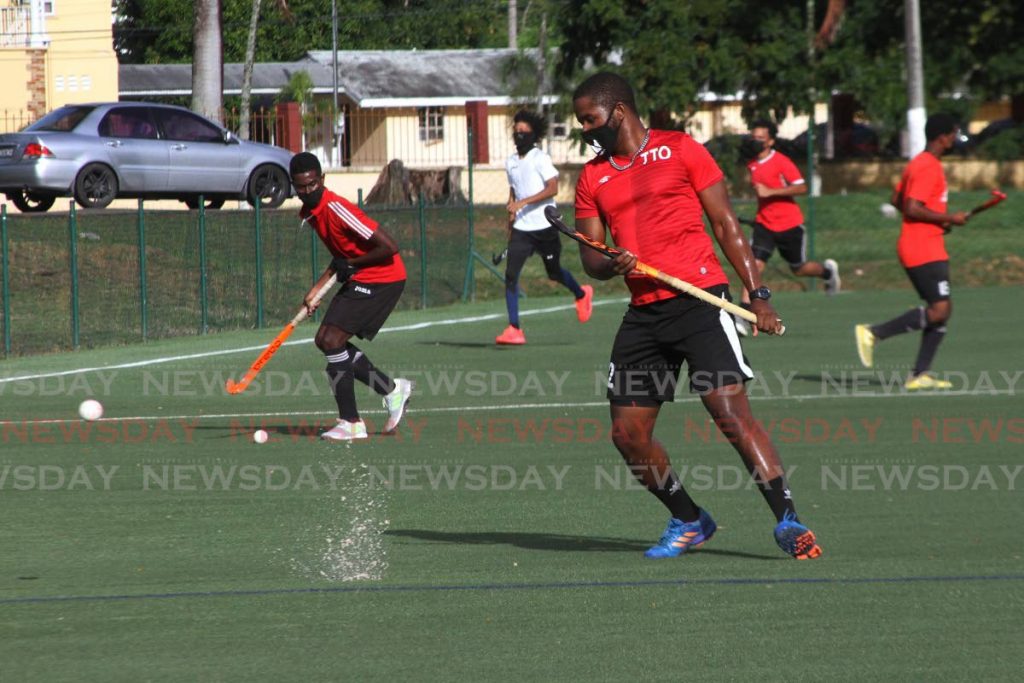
[495,325,526,345]
[575,285,594,323]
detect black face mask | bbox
[513,131,536,154]
[299,186,324,209]
[740,138,766,159]
[581,115,621,154]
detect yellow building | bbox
[0,0,118,129]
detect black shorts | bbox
[321,279,405,340]
[751,222,807,267]
[606,285,754,405]
[905,261,951,304]
[505,227,563,281]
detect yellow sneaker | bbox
[855,324,875,368]
[905,373,953,390]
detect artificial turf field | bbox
[1,286,1022,681]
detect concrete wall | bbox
[820,159,1024,193]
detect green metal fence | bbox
[0,197,473,357]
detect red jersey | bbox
[575,129,728,306]
[895,151,949,268]
[300,188,406,283]
[747,150,805,231]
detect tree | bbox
[239,0,293,140]
[192,0,223,124]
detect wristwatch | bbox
[750,286,772,301]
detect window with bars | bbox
[418,106,444,142]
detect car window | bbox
[153,109,224,143]
[98,108,159,140]
[26,105,95,132]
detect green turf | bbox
[2,287,1023,680]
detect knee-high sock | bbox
[505,286,520,328]
[871,306,925,341]
[324,347,358,421]
[913,323,947,376]
[348,343,395,396]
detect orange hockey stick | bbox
[225,274,338,395]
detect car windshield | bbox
[25,106,96,132]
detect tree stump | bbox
[365,160,466,206]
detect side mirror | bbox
[223,130,238,144]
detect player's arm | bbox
[700,180,782,334]
[505,188,516,234]
[339,227,399,271]
[890,184,904,209]
[576,216,635,280]
[755,181,807,199]
[509,177,559,216]
[304,266,336,315]
[903,198,968,227]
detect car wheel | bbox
[8,190,56,213]
[246,164,288,209]
[74,163,118,209]
[183,196,226,210]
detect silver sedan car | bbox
[0,102,293,212]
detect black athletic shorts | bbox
[606,285,754,405]
[751,222,807,267]
[321,279,405,340]
[506,227,563,276]
[905,260,951,304]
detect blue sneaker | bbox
[644,509,717,559]
[773,510,823,559]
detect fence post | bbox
[137,198,148,341]
[357,188,363,210]
[69,201,80,349]
[1,203,10,356]
[254,199,264,328]
[418,191,427,308]
[806,108,817,291]
[461,127,476,302]
[199,196,208,334]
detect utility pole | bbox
[904,0,926,157]
[508,0,518,49]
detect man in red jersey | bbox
[571,72,821,560]
[289,152,412,441]
[855,113,968,390]
[735,121,840,336]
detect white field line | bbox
[0,298,628,385]
[0,389,1015,426]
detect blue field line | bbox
[3,573,1023,606]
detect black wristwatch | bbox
[750,286,772,301]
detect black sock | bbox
[755,475,796,523]
[647,469,700,523]
[871,307,925,341]
[348,343,395,395]
[324,347,358,421]
[913,323,947,376]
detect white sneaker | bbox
[321,418,368,441]
[382,378,413,433]
[824,259,841,295]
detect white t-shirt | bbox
[505,146,559,232]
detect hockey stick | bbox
[225,274,338,395]
[966,189,1007,218]
[544,206,784,335]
